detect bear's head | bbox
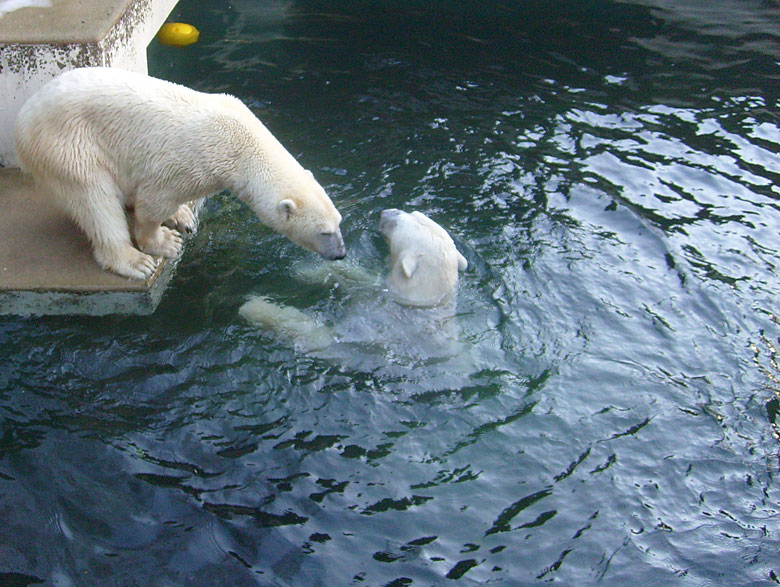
[243,164,346,261]
[379,209,467,307]
[276,179,346,261]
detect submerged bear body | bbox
[240,209,469,355]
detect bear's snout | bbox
[320,231,346,260]
[379,208,403,237]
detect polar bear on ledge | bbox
[14,67,345,280]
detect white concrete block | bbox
[0,0,179,167]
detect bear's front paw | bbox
[127,249,160,279]
[138,226,184,258]
[97,245,159,280]
[163,204,198,234]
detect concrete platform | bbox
[0,0,180,166]
[0,168,179,315]
[0,0,144,44]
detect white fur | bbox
[14,67,344,280]
[379,209,468,307]
[239,295,334,352]
[240,209,467,352]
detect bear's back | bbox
[17,68,220,135]
[14,68,254,186]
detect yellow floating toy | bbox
[157,22,199,47]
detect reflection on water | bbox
[2,0,780,584]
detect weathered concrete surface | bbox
[0,0,137,43]
[0,0,179,166]
[0,168,179,315]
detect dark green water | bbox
[3,0,780,584]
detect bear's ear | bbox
[279,199,297,220]
[400,253,419,279]
[456,251,468,272]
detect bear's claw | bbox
[137,226,183,259]
[163,204,197,234]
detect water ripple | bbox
[2,0,780,584]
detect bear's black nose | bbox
[321,232,346,260]
[331,240,346,260]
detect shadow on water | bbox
[2,0,780,584]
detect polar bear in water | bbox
[379,208,468,307]
[14,67,344,279]
[239,209,468,353]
